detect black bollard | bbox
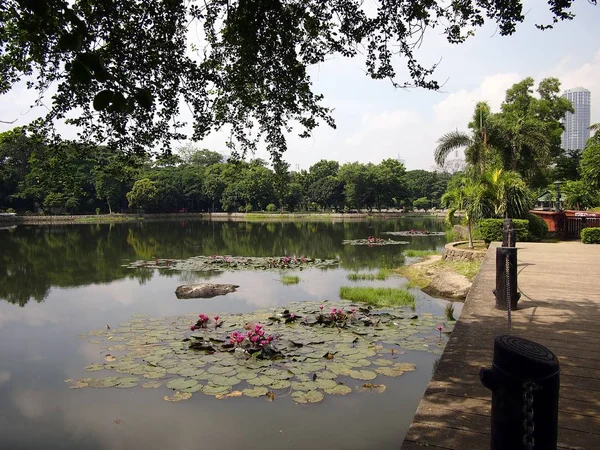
[493,247,520,310]
[502,218,516,247]
[480,335,560,450]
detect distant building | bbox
[561,87,591,150]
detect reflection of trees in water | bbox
[0,218,450,306]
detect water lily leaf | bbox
[142,368,167,379]
[291,381,318,391]
[269,379,291,390]
[164,391,192,402]
[202,384,231,395]
[181,384,204,393]
[348,370,378,381]
[316,379,338,389]
[114,377,140,388]
[247,376,274,386]
[324,384,352,395]
[210,375,241,386]
[242,387,269,398]
[88,377,120,388]
[358,383,387,393]
[349,359,371,368]
[236,370,258,381]
[141,381,162,389]
[166,378,198,390]
[292,390,324,404]
[317,370,337,379]
[373,359,393,366]
[178,367,203,377]
[375,367,404,377]
[85,364,105,372]
[207,366,235,375]
[66,379,90,389]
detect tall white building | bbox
[561,87,591,150]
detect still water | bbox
[0,218,459,450]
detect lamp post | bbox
[553,180,564,212]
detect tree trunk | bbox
[467,217,474,249]
[106,198,112,214]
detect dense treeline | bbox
[0,129,452,214]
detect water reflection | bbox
[0,219,447,306]
[0,218,456,450]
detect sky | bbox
[1,1,599,171]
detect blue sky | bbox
[1,1,598,171]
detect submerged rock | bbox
[175,283,239,299]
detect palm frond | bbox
[434,131,473,166]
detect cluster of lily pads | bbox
[382,230,446,237]
[69,301,451,405]
[342,238,409,246]
[126,255,340,272]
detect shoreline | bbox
[0,211,447,225]
[396,254,482,300]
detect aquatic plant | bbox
[339,287,415,308]
[342,238,409,246]
[444,304,456,321]
[281,275,300,285]
[71,302,452,404]
[127,255,339,272]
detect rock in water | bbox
[175,283,239,299]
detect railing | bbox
[565,217,600,239]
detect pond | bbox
[0,217,461,450]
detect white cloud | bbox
[550,49,600,124]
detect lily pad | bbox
[164,391,192,402]
[292,390,325,404]
[210,375,241,386]
[202,384,231,395]
[166,378,198,390]
[84,364,105,372]
[216,390,243,400]
[141,381,162,389]
[242,387,269,398]
[348,370,378,381]
[114,377,140,388]
[323,384,352,395]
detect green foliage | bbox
[477,219,529,244]
[404,170,450,208]
[445,303,456,321]
[581,228,600,244]
[126,178,158,211]
[339,287,415,308]
[1,1,583,156]
[280,275,300,285]
[562,180,599,210]
[581,137,600,191]
[525,213,548,242]
[412,197,430,210]
[405,249,439,258]
[266,203,277,212]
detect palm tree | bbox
[488,112,551,179]
[434,102,492,174]
[442,175,491,248]
[480,169,532,218]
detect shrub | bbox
[265,203,277,212]
[581,227,600,244]
[244,204,253,213]
[525,213,548,242]
[95,208,101,215]
[6,208,16,214]
[477,219,529,244]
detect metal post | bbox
[493,247,520,310]
[480,335,560,450]
[502,218,516,247]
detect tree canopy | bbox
[0,0,592,157]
